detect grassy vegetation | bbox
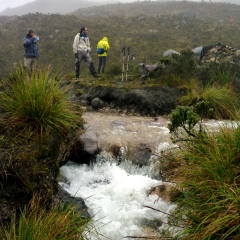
[1,2,240,79]
[1,2,240,239]
[172,125,240,240]
[0,65,82,139]
[73,1,240,22]
[0,67,87,237]
[179,85,239,120]
[0,195,98,240]
[163,83,240,239]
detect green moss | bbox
[75,88,83,96]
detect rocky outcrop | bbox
[201,44,240,64]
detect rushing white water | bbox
[59,112,180,239]
[59,112,233,239]
[60,161,176,239]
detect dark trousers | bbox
[75,52,97,78]
[97,56,107,73]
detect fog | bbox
[0,0,35,12]
[0,0,118,12]
[0,0,239,12]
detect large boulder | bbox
[80,131,101,154]
[68,131,102,165]
[130,143,152,167]
[163,49,180,57]
[192,46,203,56]
[91,97,106,110]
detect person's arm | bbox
[86,38,91,52]
[23,37,35,46]
[73,34,79,54]
[105,42,110,51]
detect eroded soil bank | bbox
[71,84,182,117]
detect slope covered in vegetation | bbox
[1,1,240,78]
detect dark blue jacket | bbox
[23,34,39,58]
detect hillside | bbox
[0,0,108,16]
[73,1,240,22]
[0,2,240,78]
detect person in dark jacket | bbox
[23,28,39,72]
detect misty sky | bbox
[0,0,238,12]
[0,0,196,12]
[0,0,145,12]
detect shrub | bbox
[168,105,200,140]
[104,63,122,77]
[196,62,240,88]
[180,85,239,120]
[170,50,197,79]
[0,66,82,138]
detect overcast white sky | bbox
[0,0,192,12]
[0,0,135,11]
[0,0,238,12]
[0,0,34,12]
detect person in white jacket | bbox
[73,27,100,79]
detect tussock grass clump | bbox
[1,196,99,240]
[176,126,240,240]
[180,85,239,120]
[0,66,82,138]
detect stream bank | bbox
[71,84,182,117]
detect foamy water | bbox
[60,161,176,239]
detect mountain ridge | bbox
[0,0,109,16]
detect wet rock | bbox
[54,185,90,218]
[68,131,101,165]
[109,141,122,158]
[91,97,106,110]
[80,131,101,154]
[148,182,183,203]
[131,143,152,167]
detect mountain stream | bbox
[60,111,226,239]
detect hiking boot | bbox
[94,74,101,78]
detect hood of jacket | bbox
[102,37,108,42]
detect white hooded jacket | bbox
[73,33,91,54]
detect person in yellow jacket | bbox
[97,37,110,74]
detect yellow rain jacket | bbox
[97,37,110,56]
